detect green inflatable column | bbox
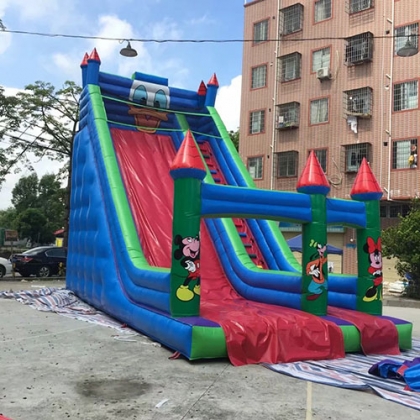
[296,151,331,315]
[169,131,206,317]
[350,159,383,315]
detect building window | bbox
[251,65,267,89]
[345,32,373,65]
[380,205,387,218]
[280,4,304,35]
[344,143,371,173]
[276,151,298,178]
[249,110,265,134]
[347,0,373,14]
[310,98,329,124]
[247,156,263,179]
[344,87,373,118]
[309,149,327,173]
[389,204,410,218]
[278,53,302,82]
[314,0,331,23]
[394,80,418,112]
[395,23,418,55]
[392,139,418,169]
[276,102,300,129]
[312,47,331,72]
[253,19,268,44]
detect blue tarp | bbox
[287,234,343,255]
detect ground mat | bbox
[265,338,420,411]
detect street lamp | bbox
[120,41,138,57]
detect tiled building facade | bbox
[240,0,420,275]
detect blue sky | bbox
[0,0,244,209]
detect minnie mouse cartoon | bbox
[363,237,383,302]
[174,234,200,302]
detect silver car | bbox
[0,257,13,278]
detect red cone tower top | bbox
[207,73,219,87]
[350,158,383,201]
[198,81,207,96]
[88,48,101,63]
[170,131,206,180]
[80,52,89,67]
[296,150,330,195]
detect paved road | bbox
[1,280,420,419]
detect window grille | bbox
[395,23,419,54]
[314,0,332,23]
[276,102,300,129]
[390,204,410,218]
[278,53,302,82]
[347,0,373,14]
[392,139,418,169]
[276,151,298,177]
[249,110,265,134]
[280,4,304,35]
[253,19,268,44]
[394,80,418,112]
[251,65,267,89]
[248,156,263,179]
[345,32,373,65]
[344,143,371,172]
[344,87,373,118]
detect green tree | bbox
[0,208,18,230]
[228,129,239,151]
[0,80,81,246]
[11,173,39,213]
[10,173,65,242]
[382,200,420,298]
[16,208,54,244]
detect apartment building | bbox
[240,0,419,274]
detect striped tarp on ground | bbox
[0,287,134,332]
[265,338,420,411]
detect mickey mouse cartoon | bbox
[174,234,200,302]
[363,236,383,302]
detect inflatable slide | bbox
[67,49,412,366]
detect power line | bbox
[2,28,417,43]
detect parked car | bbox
[11,246,67,278]
[0,257,13,278]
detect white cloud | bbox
[0,31,11,54]
[90,15,135,61]
[3,0,60,21]
[187,14,216,26]
[215,75,242,132]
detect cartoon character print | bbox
[363,237,383,302]
[174,234,201,302]
[306,243,328,301]
[128,81,169,133]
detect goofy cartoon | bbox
[363,237,382,302]
[306,243,328,300]
[174,234,201,302]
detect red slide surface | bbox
[112,128,347,365]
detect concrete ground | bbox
[1,280,420,420]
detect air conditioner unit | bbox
[317,67,331,80]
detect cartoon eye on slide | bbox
[154,89,168,109]
[132,85,147,105]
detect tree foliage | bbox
[382,200,420,298]
[0,80,81,186]
[2,173,65,245]
[0,80,81,246]
[228,129,239,151]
